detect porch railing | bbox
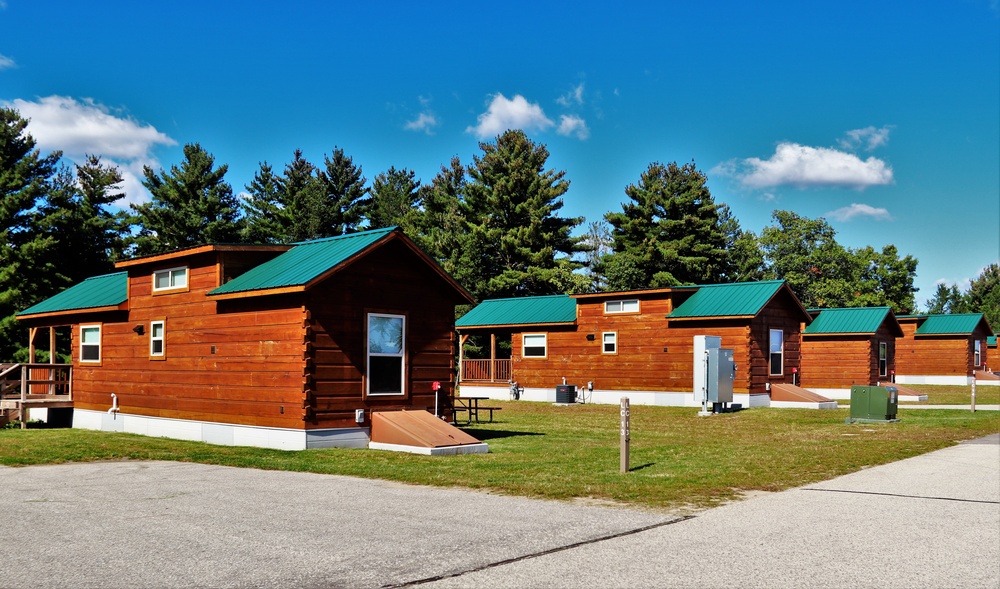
[0,363,73,428]
[461,359,511,383]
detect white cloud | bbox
[556,114,590,140]
[556,83,585,107]
[717,142,893,189]
[0,54,14,69]
[838,125,892,151]
[404,112,438,135]
[825,203,893,222]
[5,95,176,206]
[466,93,554,139]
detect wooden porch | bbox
[0,325,74,428]
[459,358,511,383]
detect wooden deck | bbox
[0,363,73,428]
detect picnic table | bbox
[453,396,502,424]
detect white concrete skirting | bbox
[976,379,1000,387]
[368,442,489,455]
[895,375,974,385]
[459,386,777,410]
[73,409,370,450]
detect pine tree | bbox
[313,147,370,238]
[130,143,243,255]
[411,156,470,280]
[281,149,323,242]
[241,161,287,244]
[367,166,421,231]
[462,129,586,299]
[602,161,728,290]
[0,107,61,360]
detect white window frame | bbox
[769,328,784,376]
[879,342,888,377]
[523,333,547,358]
[605,299,639,314]
[602,332,617,354]
[150,320,166,358]
[974,340,981,368]
[366,313,406,396]
[153,266,188,292]
[80,324,102,363]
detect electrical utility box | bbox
[847,385,899,423]
[707,348,735,404]
[695,336,735,415]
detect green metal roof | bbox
[210,227,396,296]
[988,335,997,346]
[667,280,790,319]
[456,295,577,328]
[803,307,898,335]
[17,272,128,317]
[914,313,988,335]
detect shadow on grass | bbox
[629,462,656,472]
[457,428,545,441]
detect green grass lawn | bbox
[2,402,997,513]
[898,384,1000,405]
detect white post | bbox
[971,381,976,413]
[620,397,630,474]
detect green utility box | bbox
[847,385,899,423]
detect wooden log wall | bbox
[72,252,308,429]
[895,321,976,377]
[303,241,461,428]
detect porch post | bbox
[49,326,56,395]
[458,334,468,384]
[490,333,497,381]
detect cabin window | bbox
[879,342,887,377]
[974,340,981,368]
[150,320,165,358]
[769,329,783,376]
[605,299,639,314]
[80,325,101,363]
[367,313,405,396]
[153,267,188,292]
[523,334,547,358]
[602,332,617,354]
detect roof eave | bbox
[16,302,129,322]
[457,321,577,331]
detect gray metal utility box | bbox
[847,385,899,423]
[707,348,735,404]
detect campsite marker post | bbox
[971,381,976,413]
[620,397,630,474]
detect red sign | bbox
[432,381,441,391]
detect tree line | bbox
[2,106,995,360]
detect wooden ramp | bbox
[770,384,839,409]
[975,370,1000,381]
[369,410,488,455]
[891,384,929,401]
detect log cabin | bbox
[800,307,903,399]
[15,227,474,449]
[894,314,993,385]
[456,280,812,408]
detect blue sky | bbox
[2,0,997,308]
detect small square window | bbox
[602,332,617,354]
[153,267,188,292]
[523,334,547,358]
[80,325,101,363]
[605,299,639,314]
